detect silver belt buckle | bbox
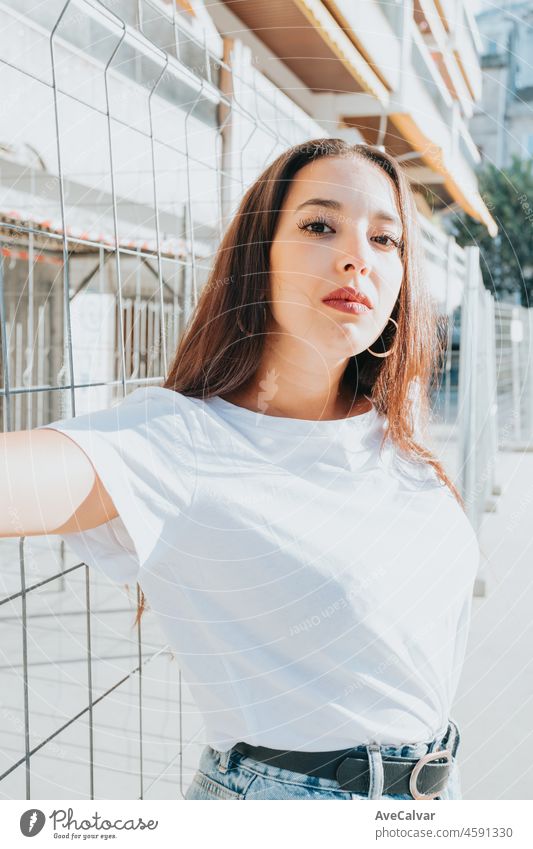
[409,748,452,800]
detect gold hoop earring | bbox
[366,317,398,358]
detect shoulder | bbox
[105,386,204,430]
[46,386,204,462]
[114,386,211,452]
[114,386,194,414]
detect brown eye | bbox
[372,234,402,249]
[297,216,335,236]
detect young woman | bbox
[0,138,479,800]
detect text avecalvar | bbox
[375,811,436,820]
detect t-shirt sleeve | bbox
[37,386,196,587]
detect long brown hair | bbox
[134,138,462,625]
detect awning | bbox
[0,209,189,259]
[222,0,389,103]
[0,206,212,260]
[390,113,498,237]
[341,110,498,237]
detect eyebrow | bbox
[294,197,402,229]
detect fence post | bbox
[529,309,533,444]
[510,306,523,443]
[218,37,238,228]
[457,246,480,532]
[485,289,500,503]
[443,235,456,424]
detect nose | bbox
[335,228,373,277]
[334,233,372,278]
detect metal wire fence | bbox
[0,0,334,801]
[0,0,511,801]
[431,249,533,571]
[456,247,499,536]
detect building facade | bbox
[471,0,533,167]
[0,0,495,433]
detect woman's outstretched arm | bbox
[0,428,118,538]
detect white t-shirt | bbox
[40,386,480,752]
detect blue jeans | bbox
[185,719,462,800]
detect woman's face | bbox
[268,155,405,361]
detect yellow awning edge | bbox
[294,0,390,106]
[390,113,498,237]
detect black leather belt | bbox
[232,721,458,800]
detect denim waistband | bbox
[343,718,460,761]
[218,718,461,776]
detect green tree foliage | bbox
[449,155,533,306]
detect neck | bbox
[223,338,368,421]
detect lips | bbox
[321,287,373,309]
